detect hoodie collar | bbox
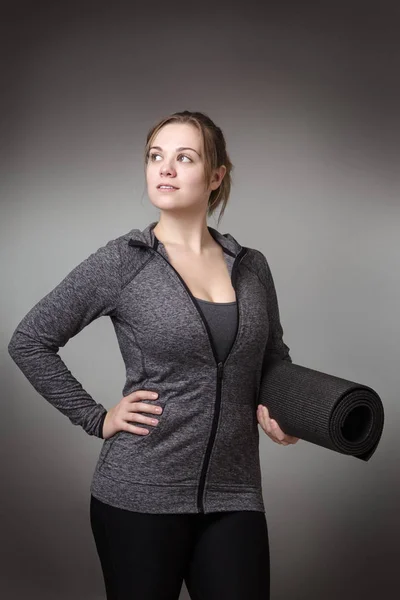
[128,221,243,258]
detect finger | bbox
[257,406,267,431]
[262,413,272,434]
[271,421,299,445]
[131,402,163,414]
[258,407,296,446]
[286,436,300,444]
[258,406,273,432]
[265,424,282,444]
[126,412,160,427]
[278,434,300,445]
[121,420,150,435]
[271,434,284,445]
[127,390,159,402]
[270,419,285,441]
[258,407,282,443]
[261,405,270,418]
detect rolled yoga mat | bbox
[258,358,384,461]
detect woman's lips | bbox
[157,186,179,192]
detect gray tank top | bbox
[194,297,238,363]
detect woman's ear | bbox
[210,165,227,190]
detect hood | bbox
[128,221,244,258]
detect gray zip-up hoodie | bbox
[8,221,292,514]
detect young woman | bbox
[8,110,299,599]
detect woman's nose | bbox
[160,162,176,176]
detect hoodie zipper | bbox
[128,238,248,513]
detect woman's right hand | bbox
[102,390,163,440]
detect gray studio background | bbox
[2,2,399,599]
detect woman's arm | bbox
[256,251,297,442]
[8,239,122,438]
[257,250,292,366]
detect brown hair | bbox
[144,110,233,227]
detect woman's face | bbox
[146,122,215,214]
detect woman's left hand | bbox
[257,404,300,445]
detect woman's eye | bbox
[149,152,191,163]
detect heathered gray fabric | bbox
[8,221,292,514]
[194,297,238,363]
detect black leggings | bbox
[90,494,270,600]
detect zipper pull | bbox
[217,362,224,381]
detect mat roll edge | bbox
[258,358,384,461]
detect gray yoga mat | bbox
[258,358,384,460]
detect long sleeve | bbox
[7,238,122,438]
[258,250,292,367]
